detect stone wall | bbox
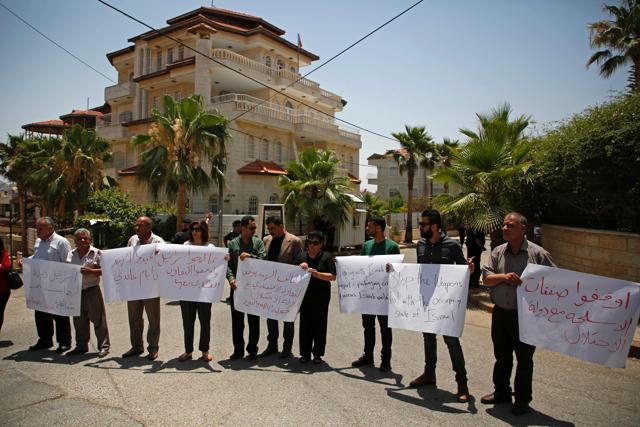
[541,224,640,283]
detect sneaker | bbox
[97,349,109,358]
[351,354,374,367]
[55,345,71,354]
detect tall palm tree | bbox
[278,148,353,235]
[0,135,42,256]
[361,192,388,218]
[387,125,437,243]
[432,103,534,235]
[587,0,640,91]
[437,138,460,194]
[34,125,113,218]
[132,94,229,231]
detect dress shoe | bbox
[245,353,257,361]
[229,352,244,360]
[55,345,71,354]
[351,354,374,367]
[379,361,392,372]
[511,401,530,415]
[480,392,511,405]
[313,356,324,364]
[65,347,88,356]
[28,342,52,351]
[409,371,436,388]
[279,350,293,359]
[299,356,309,363]
[258,348,278,358]
[121,348,144,358]
[146,351,158,361]
[456,381,470,403]
[97,349,109,358]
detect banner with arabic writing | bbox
[156,244,228,303]
[234,258,310,322]
[517,264,640,368]
[23,259,82,316]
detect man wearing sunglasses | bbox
[260,216,303,359]
[226,215,266,360]
[352,215,400,372]
[410,209,473,403]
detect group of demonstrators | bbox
[16,209,556,416]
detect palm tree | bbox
[132,94,229,231]
[34,125,113,218]
[361,192,388,218]
[587,0,640,91]
[437,138,460,194]
[432,103,534,235]
[0,135,42,256]
[387,125,437,243]
[278,148,353,236]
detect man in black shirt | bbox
[410,209,473,403]
[466,228,485,288]
[172,218,191,244]
[223,220,242,247]
[260,216,302,358]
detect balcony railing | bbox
[209,93,359,141]
[210,49,342,106]
[105,81,135,101]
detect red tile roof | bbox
[347,173,361,184]
[367,148,407,160]
[237,160,287,176]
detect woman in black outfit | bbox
[298,231,336,364]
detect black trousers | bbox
[361,314,392,362]
[230,289,259,356]
[299,297,329,358]
[491,306,536,403]
[423,332,467,382]
[34,310,71,347]
[468,252,482,287]
[180,301,212,353]
[266,319,294,351]
[0,289,9,333]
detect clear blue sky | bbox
[0,0,628,190]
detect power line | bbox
[0,1,116,83]
[95,0,422,142]
[228,0,425,125]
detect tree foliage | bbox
[532,92,640,232]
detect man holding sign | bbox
[409,210,473,403]
[227,215,266,360]
[27,217,72,353]
[122,216,165,361]
[481,212,555,415]
[351,215,399,372]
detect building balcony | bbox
[210,49,343,109]
[96,112,132,140]
[105,81,135,102]
[209,93,360,147]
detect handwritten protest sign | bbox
[23,259,82,316]
[155,244,228,303]
[234,258,310,322]
[517,264,640,368]
[336,254,404,315]
[388,263,470,337]
[101,244,159,303]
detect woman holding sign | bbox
[178,220,215,362]
[298,231,336,364]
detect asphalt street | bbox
[1,247,639,426]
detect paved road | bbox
[1,247,639,426]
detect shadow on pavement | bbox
[485,404,575,426]
[385,387,473,414]
[84,355,164,372]
[334,366,404,388]
[0,340,14,348]
[218,354,334,375]
[4,349,96,365]
[144,357,221,373]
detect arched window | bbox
[285,101,293,111]
[247,135,255,159]
[208,194,218,214]
[264,56,272,67]
[269,193,279,203]
[248,196,258,214]
[290,66,296,73]
[275,140,282,162]
[261,138,269,160]
[276,59,285,70]
[113,151,125,170]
